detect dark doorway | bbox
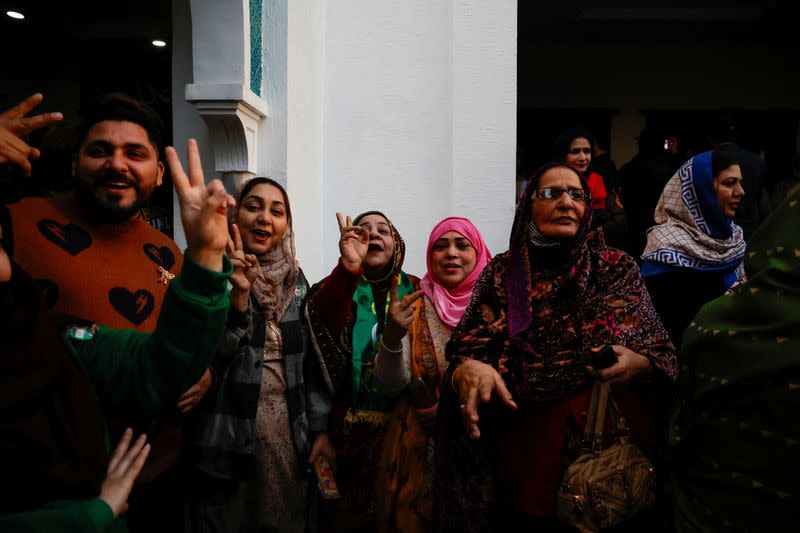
[1,0,175,235]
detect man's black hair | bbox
[75,93,164,153]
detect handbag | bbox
[557,381,656,532]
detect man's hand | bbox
[0,93,63,176]
[164,139,235,271]
[176,369,214,413]
[100,428,150,517]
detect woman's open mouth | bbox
[252,228,271,242]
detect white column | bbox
[451,0,518,258]
[287,0,327,282]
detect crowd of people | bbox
[1,91,798,533]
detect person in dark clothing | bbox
[708,115,770,239]
[641,150,746,347]
[591,135,620,195]
[619,128,683,259]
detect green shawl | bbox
[351,272,415,411]
[671,187,800,532]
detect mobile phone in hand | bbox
[590,345,618,369]
[314,456,340,499]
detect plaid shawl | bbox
[185,270,332,480]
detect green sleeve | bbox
[72,255,233,417]
[0,497,115,532]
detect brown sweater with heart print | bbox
[7,193,185,484]
[8,194,182,331]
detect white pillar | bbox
[287,0,327,282]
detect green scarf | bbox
[671,188,800,532]
[351,271,415,413]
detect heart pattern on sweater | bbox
[109,287,154,325]
[37,219,92,256]
[143,243,176,270]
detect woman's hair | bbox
[711,150,740,179]
[552,126,596,162]
[235,177,292,226]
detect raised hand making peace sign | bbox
[0,93,63,176]
[164,139,236,272]
[226,223,260,311]
[381,274,425,349]
[337,212,369,273]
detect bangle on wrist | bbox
[380,336,403,353]
[451,365,465,394]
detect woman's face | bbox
[713,164,745,218]
[565,137,592,176]
[235,183,289,255]
[359,214,396,273]
[430,230,477,289]
[530,167,587,239]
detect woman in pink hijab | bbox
[373,216,491,532]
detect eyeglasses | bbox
[532,187,591,202]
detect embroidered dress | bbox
[255,320,307,533]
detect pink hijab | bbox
[420,217,492,329]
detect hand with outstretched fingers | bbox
[336,212,369,273]
[176,368,214,413]
[382,274,424,349]
[164,139,235,271]
[452,359,518,440]
[586,344,653,384]
[0,93,63,176]
[99,428,151,517]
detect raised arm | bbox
[72,140,236,416]
[0,93,63,176]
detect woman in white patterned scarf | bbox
[641,149,746,346]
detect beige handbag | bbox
[557,381,656,532]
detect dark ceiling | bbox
[518,4,790,46]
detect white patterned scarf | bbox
[641,152,745,279]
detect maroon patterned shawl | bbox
[434,163,677,531]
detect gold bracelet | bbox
[379,336,403,353]
[451,365,465,394]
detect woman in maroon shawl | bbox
[435,163,678,532]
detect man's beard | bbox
[74,172,148,223]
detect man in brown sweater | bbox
[4,92,212,531]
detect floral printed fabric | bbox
[448,231,677,402]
